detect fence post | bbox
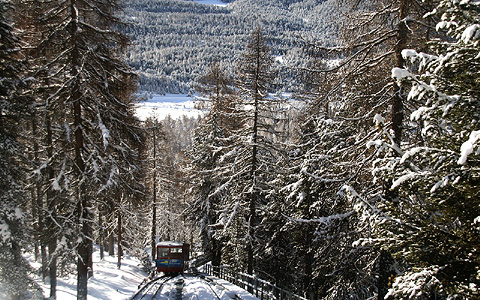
[261,281,264,300]
[263,282,266,300]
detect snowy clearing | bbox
[135,94,205,121]
[191,0,230,6]
[29,247,145,300]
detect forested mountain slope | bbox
[122,0,341,94]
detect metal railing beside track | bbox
[204,265,308,300]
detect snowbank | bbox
[31,247,146,300]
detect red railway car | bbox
[155,241,190,275]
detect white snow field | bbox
[132,274,260,300]
[192,0,230,6]
[29,247,145,300]
[25,246,259,300]
[135,94,205,121]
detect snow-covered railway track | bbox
[130,273,239,300]
[182,274,239,300]
[130,275,173,300]
[192,276,222,300]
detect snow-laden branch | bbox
[97,113,110,150]
[458,130,480,165]
[284,211,355,225]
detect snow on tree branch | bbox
[458,130,480,165]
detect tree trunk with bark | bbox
[117,210,123,269]
[391,0,410,146]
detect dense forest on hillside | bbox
[123,0,342,94]
[1,0,479,299]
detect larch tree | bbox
[0,1,42,299]
[155,116,195,243]
[14,0,139,298]
[16,1,76,296]
[187,62,237,267]
[216,27,285,275]
[142,117,164,260]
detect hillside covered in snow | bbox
[122,0,342,94]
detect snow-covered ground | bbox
[30,247,146,300]
[133,275,260,300]
[20,246,259,300]
[192,0,230,6]
[135,94,206,121]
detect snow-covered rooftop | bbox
[156,241,185,247]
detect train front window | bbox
[170,247,183,258]
[157,247,169,258]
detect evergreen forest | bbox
[123,0,342,94]
[0,0,479,299]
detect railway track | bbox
[129,273,239,300]
[130,275,173,300]
[199,276,224,300]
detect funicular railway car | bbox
[155,241,190,275]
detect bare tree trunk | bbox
[46,115,58,299]
[151,125,157,259]
[30,182,39,262]
[392,0,410,146]
[117,210,122,269]
[31,116,48,279]
[108,230,115,256]
[70,1,90,298]
[99,207,104,260]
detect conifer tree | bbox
[371,0,480,297]
[0,1,42,299]
[288,0,438,296]
[215,27,285,275]
[13,0,139,298]
[187,62,237,266]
